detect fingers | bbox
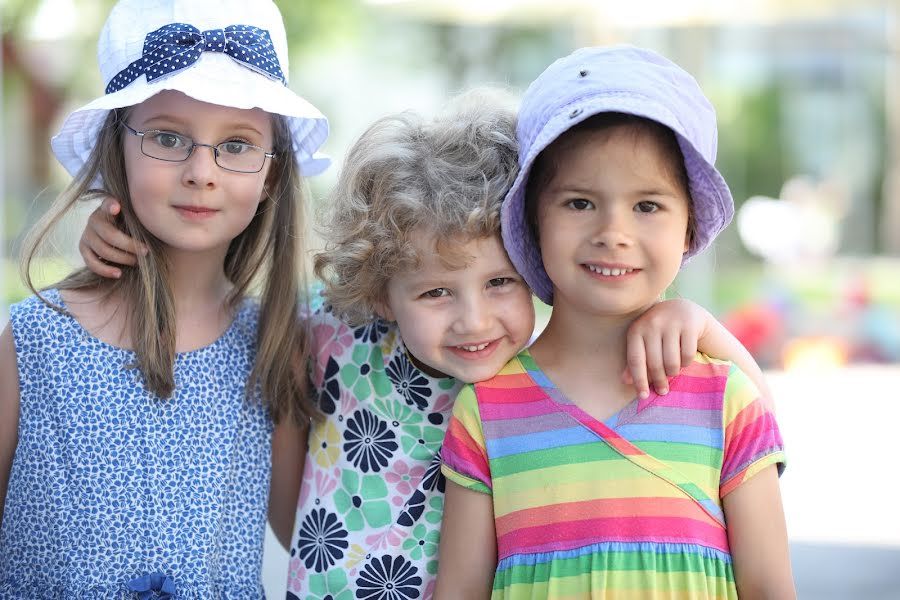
[100,195,121,217]
[679,330,698,373]
[624,332,650,400]
[79,238,122,279]
[89,215,144,261]
[79,196,147,278]
[643,332,669,396]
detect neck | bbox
[530,295,652,378]
[163,247,233,313]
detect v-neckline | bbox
[518,348,660,432]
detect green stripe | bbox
[495,548,735,590]
[632,440,723,467]
[490,442,622,478]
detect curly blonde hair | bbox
[314,88,519,325]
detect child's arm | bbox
[78,197,148,279]
[268,418,308,550]
[624,299,771,401]
[723,465,796,598]
[434,480,496,599]
[0,325,21,527]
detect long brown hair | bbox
[21,108,313,424]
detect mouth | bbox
[447,338,500,360]
[584,264,639,278]
[173,205,218,219]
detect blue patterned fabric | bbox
[105,23,285,94]
[0,290,272,599]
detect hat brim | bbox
[51,52,330,180]
[501,93,733,306]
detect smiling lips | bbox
[448,338,500,359]
[584,263,639,278]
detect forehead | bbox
[546,124,687,187]
[129,90,272,136]
[404,229,512,276]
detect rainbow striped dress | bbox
[441,351,785,599]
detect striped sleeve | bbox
[720,363,786,497]
[441,384,492,495]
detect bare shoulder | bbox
[60,287,130,348]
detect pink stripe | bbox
[442,445,490,485]
[669,374,728,394]
[479,397,557,421]
[723,412,782,480]
[498,516,730,558]
[644,390,725,411]
[495,497,715,537]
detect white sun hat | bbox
[51,0,330,179]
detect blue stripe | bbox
[486,426,595,458]
[613,423,723,449]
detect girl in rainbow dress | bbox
[437,46,795,599]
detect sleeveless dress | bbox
[0,290,273,599]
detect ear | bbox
[374,300,395,322]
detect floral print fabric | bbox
[286,294,461,600]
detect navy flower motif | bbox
[296,507,349,572]
[344,409,398,473]
[397,489,427,527]
[421,453,446,494]
[317,356,341,414]
[353,320,390,345]
[355,555,422,599]
[385,354,431,411]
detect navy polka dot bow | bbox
[105,23,285,94]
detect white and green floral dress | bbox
[286,292,462,600]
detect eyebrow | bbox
[138,115,265,138]
[549,184,679,198]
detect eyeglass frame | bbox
[119,120,277,174]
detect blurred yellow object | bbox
[782,337,849,371]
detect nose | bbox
[451,294,492,335]
[181,144,219,189]
[591,206,633,249]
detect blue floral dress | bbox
[0,290,272,599]
[285,292,461,600]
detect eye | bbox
[567,198,594,210]
[220,141,254,155]
[635,200,660,213]
[147,130,189,149]
[487,277,513,288]
[422,288,449,299]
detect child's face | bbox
[379,232,535,383]
[123,90,273,257]
[535,125,690,319]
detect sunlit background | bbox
[3,0,899,597]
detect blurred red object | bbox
[722,303,786,366]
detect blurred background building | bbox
[3,0,899,596]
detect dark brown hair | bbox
[524,112,696,246]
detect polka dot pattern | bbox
[0,290,272,598]
[105,23,285,94]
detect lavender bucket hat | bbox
[51,0,330,181]
[501,45,734,305]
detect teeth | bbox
[587,265,634,276]
[458,342,489,352]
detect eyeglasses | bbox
[120,121,276,174]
